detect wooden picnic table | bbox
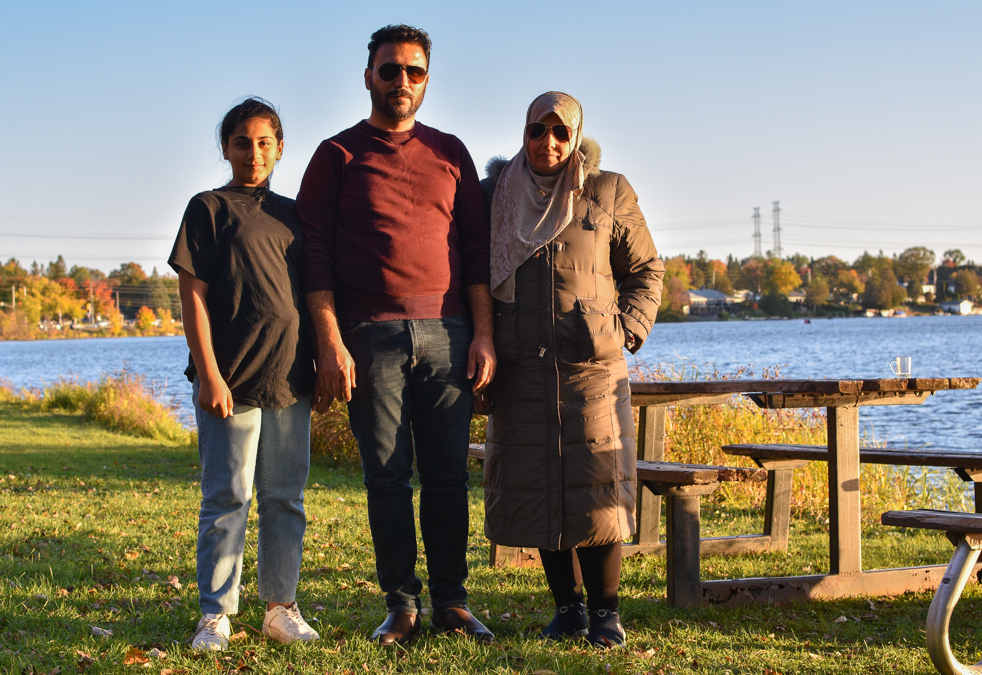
[629,376,981,606]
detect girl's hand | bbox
[199,376,234,418]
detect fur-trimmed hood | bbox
[484,137,602,186]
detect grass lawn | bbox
[2,402,981,674]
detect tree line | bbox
[2,247,979,334]
[659,247,980,320]
[0,256,180,338]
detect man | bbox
[296,24,495,646]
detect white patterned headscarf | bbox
[489,92,585,302]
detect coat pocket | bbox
[576,298,625,362]
[493,300,521,363]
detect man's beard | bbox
[370,82,426,121]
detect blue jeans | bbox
[193,379,311,615]
[343,317,473,614]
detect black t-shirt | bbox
[168,186,315,409]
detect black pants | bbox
[538,542,621,612]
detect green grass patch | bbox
[3,403,982,673]
[0,372,194,446]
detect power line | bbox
[0,230,172,241]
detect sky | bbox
[2,0,980,276]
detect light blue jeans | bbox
[193,379,311,615]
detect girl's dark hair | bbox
[217,97,283,149]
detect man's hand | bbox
[467,332,496,393]
[198,375,234,419]
[307,291,355,414]
[466,284,496,394]
[314,342,356,413]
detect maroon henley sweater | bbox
[296,120,490,322]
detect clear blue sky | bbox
[2,0,980,275]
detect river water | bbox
[0,315,979,449]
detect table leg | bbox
[828,406,862,574]
[635,406,665,546]
[763,467,795,552]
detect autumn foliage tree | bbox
[763,260,803,296]
[862,269,907,310]
[952,270,981,300]
[135,306,157,334]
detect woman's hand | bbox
[198,374,234,418]
[473,390,493,415]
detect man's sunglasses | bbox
[372,63,428,84]
[525,122,572,143]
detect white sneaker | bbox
[263,603,320,644]
[191,613,231,651]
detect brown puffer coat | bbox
[481,138,665,551]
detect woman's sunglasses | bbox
[372,63,428,84]
[525,122,572,143]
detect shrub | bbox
[7,372,194,445]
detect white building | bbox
[939,300,975,315]
[686,289,743,316]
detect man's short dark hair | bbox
[367,24,431,69]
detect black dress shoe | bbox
[430,606,494,643]
[370,611,421,646]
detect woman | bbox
[481,92,664,648]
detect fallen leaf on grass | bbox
[164,575,182,591]
[147,647,166,659]
[229,631,249,642]
[833,616,848,624]
[122,647,149,665]
[90,625,113,638]
[124,550,141,560]
[75,650,95,673]
[310,602,326,611]
[532,671,558,675]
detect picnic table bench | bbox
[722,443,982,552]
[881,510,982,675]
[468,444,766,607]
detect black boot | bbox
[586,609,626,648]
[540,602,588,640]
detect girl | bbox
[169,98,318,650]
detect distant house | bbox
[913,283,936,303]
[788,289,807,304]
[687,289,742,316]
[939,300,974,315]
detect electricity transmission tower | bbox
[772,201,783,259]
[752,207,762,257]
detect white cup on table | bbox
[890,356,912,378]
